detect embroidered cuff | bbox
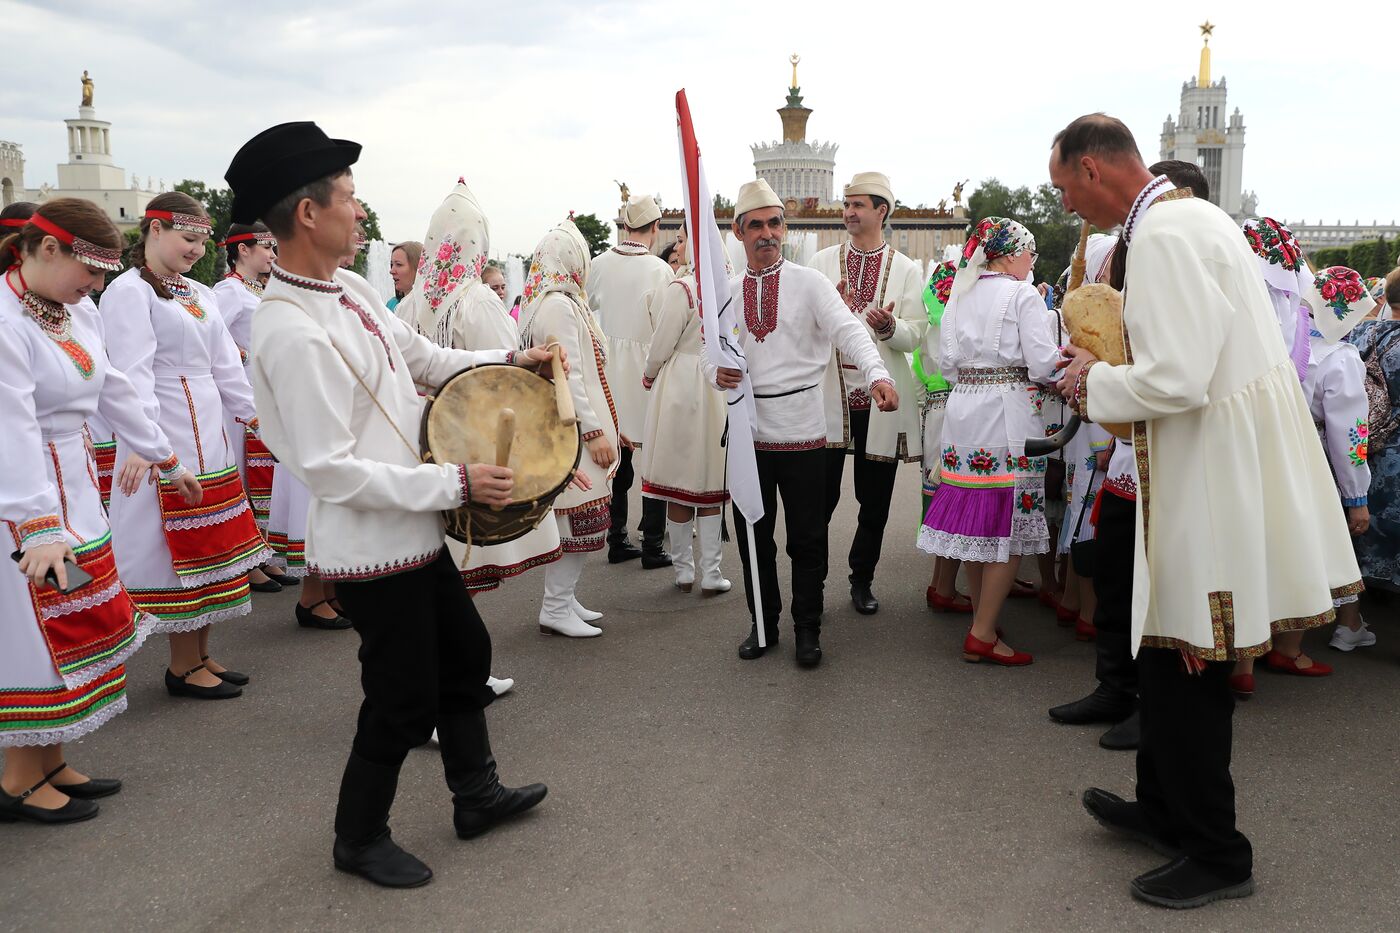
[457,463,471,507]
[505,350,517,366]
[874,317,897,341]
[18,515,65,549]
[581,429,605,442]
[1342,495,1368,507]
[157,456,186,482]
[1073,361,1099,418]
[868,377,895,396]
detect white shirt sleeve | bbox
[1318,346,1372,505]
[811,273,892,388]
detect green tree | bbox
[713,193,734,214]
[571,212,611,258]
[967,178,1080,284]
[1312,246,1349,269]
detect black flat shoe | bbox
[1048,685,1134,725]
[1130,857,1255,909]
[249,578,283,594]
[795,627,823,667]
[455,784,548,840]
[297,600,352,631]
[1082,788,1181,857]
[333,830,433,888]
[164,664,242,700]
[263,569,300,586]
[1099,709,1140,750]
[0,764,100,825]
[52,767,121,800]
[850,582,879,615]
[201,655,249,687]
[738,624,779,660]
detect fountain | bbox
[364,239,394,301]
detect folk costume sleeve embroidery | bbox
[1313,342,1371,505]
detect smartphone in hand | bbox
[9,550,95,594]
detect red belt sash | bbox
[27,532,142,685]
[243,429,275,530]
[157,465,266,584]
[92,440,117,509]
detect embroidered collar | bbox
[1123,175,1174,244]
[746,258,784,279]
[846,241,888,256]
[611,241,650,256]
[270,264,343,296]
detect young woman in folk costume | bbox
[213,222,290,593]
[916,217,1060,666]
[638,228,731,595]
[519,220,618,638]
[0,199,202,823]
[101,192,273,699]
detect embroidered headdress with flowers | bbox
[948,215,1035,305]
[519,219,605,353]
[410,179,490,345]
[1307,265,1375,343]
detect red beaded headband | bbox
[217,231,278,248]
[144,209,213,236]
[26,214,124,271]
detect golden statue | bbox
[790,53,800,89]
[952,179,968,205]
[614,179,629,206]
[80,70,94,108]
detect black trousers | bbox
[822,408,899,586]
[609,446,664,542]
[1136,648,1253,879]
[733,448,828,630]
[1091,492,1138,697]
[334,550,495,769]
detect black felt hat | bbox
[225,122,361,225]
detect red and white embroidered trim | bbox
[743,259,782,341]
[754,438,825,452]
[310,548,441,582]
[145,210,212,236]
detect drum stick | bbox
[545,334,578,427]
[492,409,515,511]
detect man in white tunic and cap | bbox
[587,195,675,568]
[812,172,926,615]
[713,179,898,668]
[1051,113,1361,910]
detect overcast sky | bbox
[3,1,1394,257]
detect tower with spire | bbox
[751,54,838,206]
[1159,22,1247,219]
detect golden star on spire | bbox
[1200,20,1214,43]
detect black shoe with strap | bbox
[201,654,250,686]
[164,664,242,700]
[296,600,353,631]
[249,576,282,593]
[263,567,301,586]
[50,761,121,800]
[738,623,779,660]
[0,764,100,825]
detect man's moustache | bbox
[756,238,781,249]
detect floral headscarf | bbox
[1307,265,1376,343]
[1365,276,1386,303]
[520,219,603,350]
[1242,217,1310,298]
[950,216,1036,303]
[414,179,490,344]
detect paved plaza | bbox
[4,470,1398,932]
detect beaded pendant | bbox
[20,291,95,379]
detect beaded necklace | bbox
[5,269,95,379]
[226,271,264,297]
[147,266,206,320]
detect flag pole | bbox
[746,520,766,648]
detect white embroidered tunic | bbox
[586,243,674,441]
[251,266,507,581]
[715,260,892,451]
[812,242,927,461]
[1302,333,1371,505]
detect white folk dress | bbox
[812,243,926,462]
[1084,189,1362,660]
[213,273,274,529]
[0,289,182,746]
[586,243,674,443]
[917,274,1060,562]
[520,291,617,551]
[101,269,271,632]
[421,281,563,590]
[1058,422,1112,552]
[639,276,729,507]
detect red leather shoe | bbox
[1263,650,1333,677]
[962,632,1033,666]
[927,588,974,614]
[1228,673,1255,699]
[1055,605,1077,627]
[1074,618,1097,642]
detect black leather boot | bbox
[332,752,432,888]
[1047,683,1134,725]
[1099,709,1140,750]
[849,579,879,615]
[738,621,780,660]
[607,530,642,564]
[438,708,547,840]
[639,499,673,569]
[795,625,822,668]
[1049,628,1136,724]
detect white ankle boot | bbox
[571,598,603,622]
[668,518,695,591]
[539,553,601,637]
[487,675,515,696]
[698,514,731,595]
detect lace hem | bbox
[144,599,252,635]
[175,546,275,589]
[58,612,154,690]
[0,695,127,748]
[916,526,1049,562]
[164,498,253,531]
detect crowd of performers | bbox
[1,113,1397,909]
